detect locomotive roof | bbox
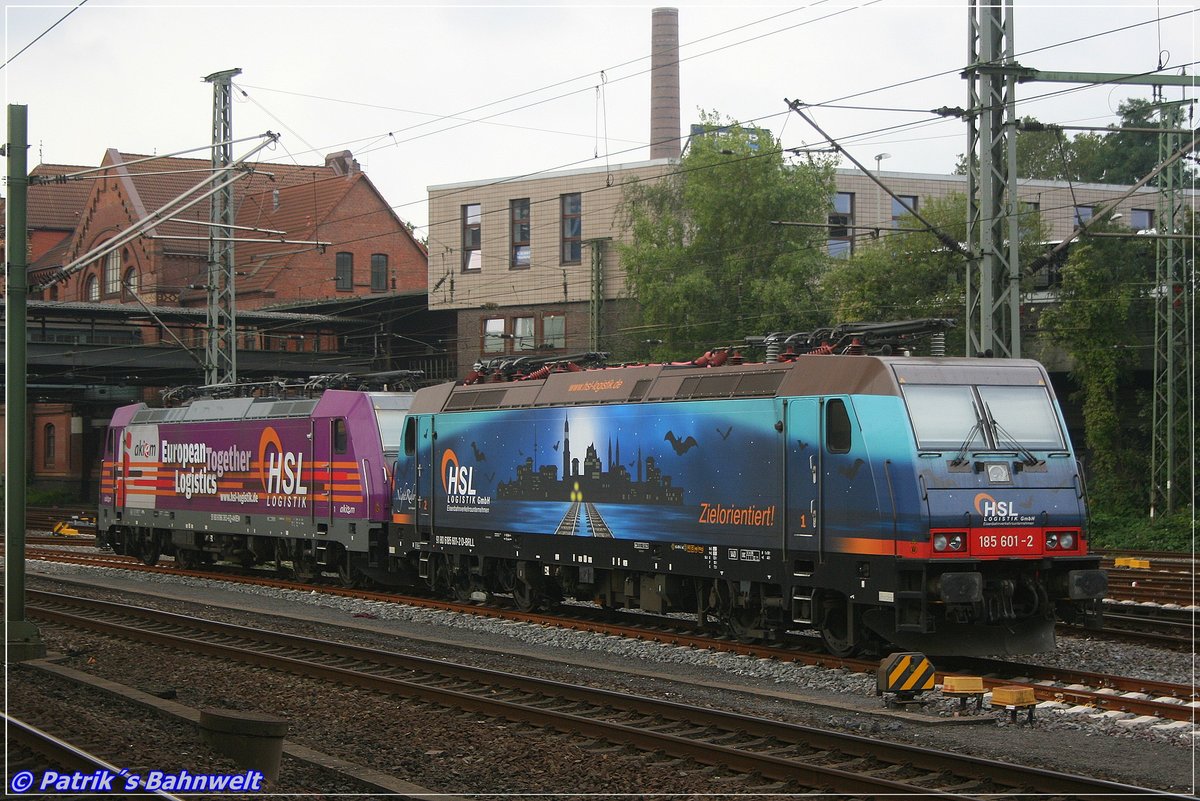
[411,356,1052,414]
[122,389,412,425]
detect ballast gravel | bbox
[10,556,1198,796]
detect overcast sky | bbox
[3,1,1195,237]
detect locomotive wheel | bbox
[710,581,760,642]
[512,577,537,611]
[449,570,474,603]
[727,607,763,643]
[137,534,161,567]
[334,546,361,588]
[511,561,541,611]
[817,592,856,657]
[273,541,288,575]
[337,559,361,588]
[293,554,319,583]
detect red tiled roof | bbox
[19,163,96,230]
[29,233,73,272]
[104,150,346,259]
[233,172,363,295]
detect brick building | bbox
[426,159,672,372]
[2,148,433,498]
[427,157,1194,378]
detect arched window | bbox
[43,424,56,468]
[105,250,121,295]
[85,275,100,301]
[123,267,138,297]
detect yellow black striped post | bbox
[877,652,936,703]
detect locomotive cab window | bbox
[825,398,852,453]
[977,385,1065,450]
[403,417,416,457]
[903,385,982,450]
[333,419,348,454]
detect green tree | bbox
[955,98,1192,184]
[821,194,969,352]
[821,193,1048,355]
[1039,225,1155,512]
[618,113,836,359]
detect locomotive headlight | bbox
[932,532,966,552]
[986,462,1011,483]
[1049,531,1075,550]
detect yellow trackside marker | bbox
[1114,557,1150,569]
[877,652,935,703]
[942,675,986,715]
[991,684,1038,724]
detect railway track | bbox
[15,544,1197,724]
[22,589,1183,800]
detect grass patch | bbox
[1089,509,1194,552]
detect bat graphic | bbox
[717,426,733,440]
[838,458,866,480]
[664,431,699,455]
[471,441,487,461]
[553,441,560,451]
[485,471,496,483]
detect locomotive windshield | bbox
[903,384,1064,451]
[369,393,414,457]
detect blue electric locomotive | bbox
[389,342,1106,657]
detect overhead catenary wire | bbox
[28,7,1193,343]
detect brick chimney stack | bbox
[649,7,681,160]
[324,150,360,176]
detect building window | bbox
[371,253,388,292]
[1073,205,1093,228]
[463,203,482,271]
[514,316,535,350]
[336,252,353,291]
[123,267,138,298]
[561,193,582,264]
[828,192,854,257]
[43,424,56,468]
[892,195,917,227]
[1130,208,1153,232]
[511,199,531,269]
[543,313,565,349]
[85,275,100,301]
[105,250,121,295]
[483,317,505,353]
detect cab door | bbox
[820,396,890,556]
[785,397,821,561]
[311,417,344,527]
[415,415,436,539]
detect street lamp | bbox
[874,153,892,224]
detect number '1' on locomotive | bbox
[391,353,1106,656]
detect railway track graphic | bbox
[552,501,614,537]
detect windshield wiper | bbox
[984,403,1043,466]
[951,415,984,466]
